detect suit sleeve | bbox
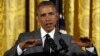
[63,34,98,56]
[85,47,98,56]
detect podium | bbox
[25,52,68,56]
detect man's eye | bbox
[40,14,46,17]
[49,12,54,15]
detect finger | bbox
[28,39,36,42]
[27,44,36,48]
[35,39,42,46]
[71,40,76,44]
[25,40,35,45]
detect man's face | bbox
[37,5,58,32]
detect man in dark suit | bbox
[4,1,97,56]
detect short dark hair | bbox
[36,1,58,15]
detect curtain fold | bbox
[29,0,35,31]
[29,0,43,31]
[5,0,25,50]
[92,0,100,55]
[63,0,74,36]
[78,0,90,37]
[0,0,6,56]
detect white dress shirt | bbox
[41,27,55,47]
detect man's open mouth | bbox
[46,23,53,27]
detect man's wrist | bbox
[17,45,23,55]
[86,44,93,48]
[86,47,94,53]
[19,43,25,50]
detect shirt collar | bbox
[40,27,55,39]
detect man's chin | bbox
[45,28,54,32]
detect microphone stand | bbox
[50,43,68,56]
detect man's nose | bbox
[45,14,51,21]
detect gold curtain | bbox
[29,0,43,31]
[0,0,25,56]
[63,0,100,55]
[92,0,100,55]
[0,0,6,55]
[63,0,74,36]
[5,0,25,49]
[0,0,43,56]
[29,0,36,31]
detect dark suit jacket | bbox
[4,29,97,56]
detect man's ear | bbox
[36,16,39,22]
[36,16,41,27]
[56,13,59,20]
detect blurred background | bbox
[0,0,100,56]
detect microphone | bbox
[47,37,58,52]
[59,38,68,53]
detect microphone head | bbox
[47,38,57,51]
[59,39,68,49]
[59,38,68,52]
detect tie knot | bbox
[45,34,50,38]
[45,34,51,42]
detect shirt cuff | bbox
[17,45,23,55]
[86,47,94,53]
